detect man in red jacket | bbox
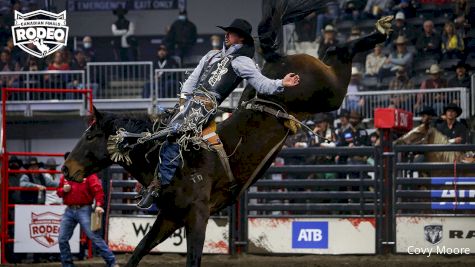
[57,173,118,267]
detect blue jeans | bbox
[59,206,116,267]
[158,141,181,185]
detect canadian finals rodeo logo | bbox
[29,212,62,248]
[11,10,69,58]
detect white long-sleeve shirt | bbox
[111,21,135,48]
[181,44,284,95]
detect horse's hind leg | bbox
[184,203,210,267]
[124,213,181,267]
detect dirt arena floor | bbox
[3,253,475,267]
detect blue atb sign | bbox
[292,221,328,249]
[431,177,475,210]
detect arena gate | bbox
[0,88,93,264]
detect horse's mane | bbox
[95,112,155,134]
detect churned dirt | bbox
[4,253,475,267]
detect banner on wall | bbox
[396,216,475,255]
[14,205,80,253]
[108,216,228,253]
[248,217,376,254]
[430,177,475,210]
[67,0,178,12]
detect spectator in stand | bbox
[436,103,468,144]
[210,35,222,51]
[340,0,366,20]
[0,49,20,87]
[309,113,337,180]
[317,24,338,60]
[4,37,23,65]
[143,45,179,98]
[441,22,464,60]
[345,67,364,111]
[48,51,70,71]
[8,156,23,204]
[391,0,416,19]
[416,64,448,114]
[57,172,118,267]
[335,109,351,166]
[19,157,58,204]
[348,27,365,64]
[81,36,96,62]
[316,1,339,40]
[164,10,197,64]
[388,66,414,107]
[3,1,21,32]
[341,111,371,179]
[0,16,9,48]
[453,0,470,21]
[363,0,391,18]
[448,62,471,88]
[111,6,136,61]
[415,20,441,60]
[379,36,413,77]
[71,50,87,71]
[388,12,415,45]
[365,43,387,76]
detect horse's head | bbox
[62,107,113,182]
[394,123,431,145]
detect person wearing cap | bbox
[448,62,471,88]
[164,10,197,63]
[388,12,415,45]
[346,67,364,111]
[415,20,441,59]
[71,49,87,71]
[365,43,387,76]
[111,6,135,61]
[136,18,301,208]
[415,64,448,114]
[8,156,23,204]
[142,45,180,98]
[387,66,413,107]
[19,157,58,204]
[436,103,468,144]
[311,113,336,148]
[57,172,118,267]
[317,24,338,60]
[382,35,413,73]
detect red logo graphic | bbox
[29,212,62,247]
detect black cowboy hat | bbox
[9,156,23,168]
[113,6,128,16]
[24,157,43,169]
[418,106,437,117]
[349,110,363,121]
[217,18,253,44]
[454,61,471,70]
[443,103,462,117]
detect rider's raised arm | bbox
[232,56,284,95]
[181,51,217,94]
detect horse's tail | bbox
[258,0,332,62]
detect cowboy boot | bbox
[136,177,161,209]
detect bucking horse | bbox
[62,1,393,266]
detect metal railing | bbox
[86,62,153,99]
[0,70,85,100]
[343,87,469,119]
[154,68,193,98]
[471,74,474,116]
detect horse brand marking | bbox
[191,173,204,183]
[208,57,230,86]
[11,10,69,58]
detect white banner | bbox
[396,216,475,255]
[108,216,228,253]
[14,205,80,253]
[248,218,376,254]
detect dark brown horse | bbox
[62,2,392,266]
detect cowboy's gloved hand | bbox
[283,73,300,87]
